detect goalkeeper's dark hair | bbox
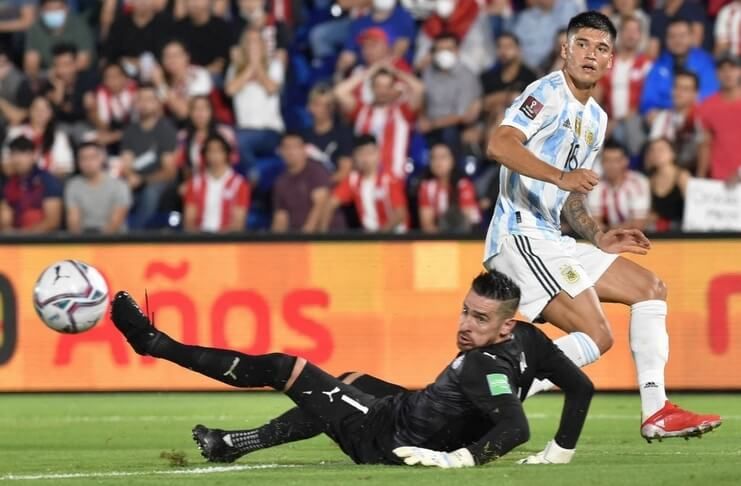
[471,271,521,319]
[567,11,617,43]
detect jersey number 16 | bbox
[563,139,580,171]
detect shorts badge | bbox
[560,264,580,284]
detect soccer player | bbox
[484,11,720,441]
[110,271,594,467]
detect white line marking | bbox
[0,464,299,481]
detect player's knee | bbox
[590,322,614,354]
[643,275,667,301]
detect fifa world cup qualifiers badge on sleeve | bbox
[519,96,544,120]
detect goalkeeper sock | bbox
[225,407,324,455]
[630,300,669,420]
[527,332,600,397]
[148,333,296,390]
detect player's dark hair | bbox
[434,31,460,47]
[471,271,521,319]
[497,32,520,46]
[51,42,78,59]
[674,68,699,90]
[8,135,35,153]
[353,134,377,149]
[603,138,627,156]
[567,11,617,43]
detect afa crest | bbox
[560,264,580,284]
[586,130,594,146]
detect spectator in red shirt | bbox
[272,131,339,233]
[0,136,62,233]
[322,134,408,233]
[89,62,137,151]
[335,61,424,179]
[697,54,741,181]
[418,143,480,233]
[183,133,249,233]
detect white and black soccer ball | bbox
[33,260,109,334]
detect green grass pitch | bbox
[1,393,739,485]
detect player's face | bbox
[457,290,516,351]
[601,148,628,182]
[562,28,613,88]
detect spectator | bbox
[587,139,650,231]
[89,62,137,151]
[644,137,689,232]
[119,83,178,229]
[413,0,495,75]
[419,32,481,153]
[480,32,537,132]
[0,0,37,55]
[648,0,709,59]
[183,132,249,232]
[418,143,480,233]
[541,28,569,74]
[102,0,175,76]
[322,134,408,232]
[605,0,650,54]
[151,39,213,123]
[697,54,741,181]
[597,15,652,157]
[0,135,62,233]
[231,0,289,67]
[640,18,718,115]
[648,69,702,172]
[174,0,231,76]
[0,46,33,135]
[65,141,132,234]
[715,0,741,57]
[335,0,415,77]
[226,28,284,167]
[5,95,74,178]
[24,0,94,81]
[511,0,583,72]
[335,62,424,179]
[272,131,338,233]
[41,43,95,141]
[303,83,354,183]
[308,0,358,61]
[176,96,237,177]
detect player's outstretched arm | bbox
[563,193,651,254]
[487,126,599,194]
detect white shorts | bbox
[484,234,618,322]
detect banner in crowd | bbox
[1,239,740,391]
[683,178,741,232]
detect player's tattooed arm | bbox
[563,192,603,247]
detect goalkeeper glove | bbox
[517,440,575,465]
[393,446,475,469]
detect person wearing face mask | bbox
[24,0,94,82]
[414,0,495,75]
[419,32,482,153]
[335,0,415,79]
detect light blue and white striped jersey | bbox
[484,70,608,261]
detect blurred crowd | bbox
[0,0,739,236]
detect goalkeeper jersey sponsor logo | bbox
[486,373,512,396]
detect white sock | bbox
[630,300,669,421]
[526,332,601,397]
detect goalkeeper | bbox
[111,270,593,468]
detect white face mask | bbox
[434,50,457,70]
[436,0,456,19]
[373,0,396,12]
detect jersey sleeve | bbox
[500,78,561,141]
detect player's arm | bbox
[486,89,597,194]
[519,330,595,464]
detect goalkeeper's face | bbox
[457,290,517,351]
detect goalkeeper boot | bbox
[110,291,162,355]
[641,401,722,443]
[192,424,246,463]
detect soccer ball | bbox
[33,260,109,333]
